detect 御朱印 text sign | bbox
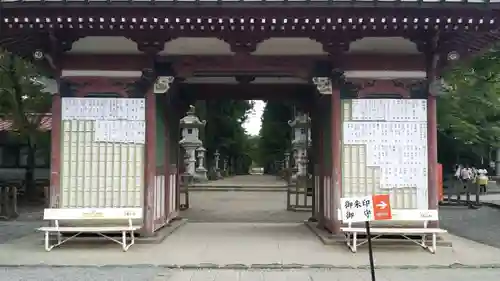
[341,194,392,223]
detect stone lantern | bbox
[284,152,290,169]
[179,105,206,179]
[213,150,223,179]
[288,113,311,181]
[195,146,208,182]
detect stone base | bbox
[194,172,208,183]
[304,221,453,247]
[51,219,188,245]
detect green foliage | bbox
[437,50,500,167]
[257,101,293,173]
[204,100,254,174]
[245,135,260,167]
[0,51,52,139]
[0,50,52,198]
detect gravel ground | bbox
[439,205,500,248]
[1,268,500,281]
[0,221,44,244]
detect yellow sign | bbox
[124,211,136,217]
[82,211,104,218]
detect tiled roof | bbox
[0,114,52,131]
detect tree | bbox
[0,50,52,199]
[257,101,293,173]
[245,135,260,167]
[437,50,500,168]
[204,100,254,175]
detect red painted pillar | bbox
[317,99,325,227]
[331,89,342,234]
[49,92,61,208]
[427,95,438,218]
[144,88,156,236]
[163,94,171,223]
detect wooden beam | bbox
[60,54,425,74]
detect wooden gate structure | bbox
[2,0,499,236]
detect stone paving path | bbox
[1,268,500,281]
[192,175,287,187]
[181,191,310,222]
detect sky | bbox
[243,100,265,136]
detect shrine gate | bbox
[1,0,498,236]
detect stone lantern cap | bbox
[180,105,206,128]
[196,146,206,152]
[288,113,310,128]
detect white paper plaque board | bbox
[342,99,428,209]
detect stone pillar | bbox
[284,152,290,169]
[214,150,220,170]
[214,150,222,179]
[186,148,197,175]
[292,150,298,170]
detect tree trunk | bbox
[24,142,37,201]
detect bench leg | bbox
[44,231,52,252]
[418,234,437,254]
[352,232,357,253]
[44,231,68,252]
[430,233,437,254]
[122,231,127,251]
[121,231,135,252]
[344,232,358,253]
[345,233,351,251]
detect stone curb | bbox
[187,187,287,192]
[482,202,500,210]
[441,199,500,210]
[2,263,500,269]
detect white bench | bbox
[340,209,447,254]
[37,208,142,252]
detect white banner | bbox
[94,120,146,144]
[61,98,145,121]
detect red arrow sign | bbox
[372,194,392,221]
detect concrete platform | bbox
[1,222,500,268]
